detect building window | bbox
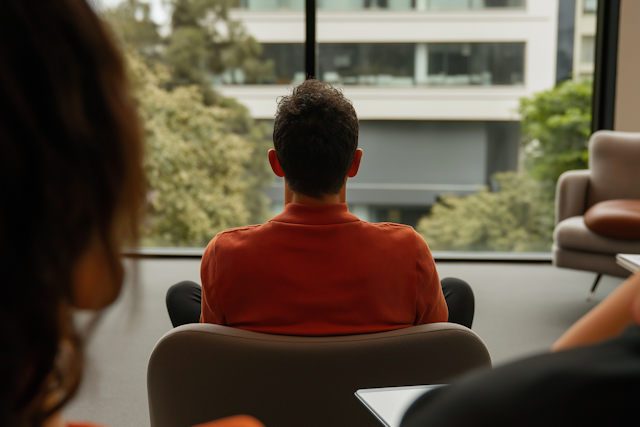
[426,0,525,10]
[581,36,595,64]
[319,43,525,86]
[426,43,524,86]
[216,42,524,86]
[583,0,597,13]
[236,0,526,11]
[319,43,416,86]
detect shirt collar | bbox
[270,203,360,225]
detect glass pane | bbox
[100,0,598,253]
[100,0,303,247]
[311,0,596,253]
[317,43,524,86]
[215,43,305,85]
[426,43,524,86]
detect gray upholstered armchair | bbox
[553,130,640,299]
[147,323,490,427]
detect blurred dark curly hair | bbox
[273,79,359,199]
[0,1,145,426]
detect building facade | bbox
[573,0,597,79]
[216,0,560,225]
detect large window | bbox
[101,0,600,254]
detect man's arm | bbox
[200,236,227,325]
[414,231,448,324]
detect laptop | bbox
[355,384,445,427]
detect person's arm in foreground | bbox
[193,415,265,427]
[62,415,264,427]
[415,232,448,324]
[551,271,640,351]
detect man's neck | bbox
[285,181,347,206]
[290,193,343,206]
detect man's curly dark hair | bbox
[273,79,359,199]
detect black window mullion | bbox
[305,0,317,79]
[592,0,620,132]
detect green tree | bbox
[102,0,163,61]
[416,80,593,252]
[167,0,275,102]
[165,0,274,226]
[417,172,555,252]
[128,51,254,246]
[519,78,593,183]
[104,0,274,245]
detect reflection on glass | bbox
[236,0,525,11]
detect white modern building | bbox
[216,0,560,225]
[573,0,597,79]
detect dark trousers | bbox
[166,277,475,330]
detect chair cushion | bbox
[584,200,640,240]
[554,216,640,255]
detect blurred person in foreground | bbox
[400,272,640,426]
[0,1,262,427]
[167,79,475,335]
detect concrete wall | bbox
[264,120,520,207]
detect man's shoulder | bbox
[205,224,266,252]
[363,221,417,233]
[216,224,264,238]
[361,221,422,242]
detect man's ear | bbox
[268,149,285,177]
[347,149,363,178]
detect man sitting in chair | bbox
[166,79,474,335]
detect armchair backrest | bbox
[587,130,640,208]
[147,323,491,427]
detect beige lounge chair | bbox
[147,322,491,427]
[553,130,640,299]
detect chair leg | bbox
[586,273,603,302]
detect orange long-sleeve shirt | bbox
[200,203,447,336]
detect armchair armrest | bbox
[556,170,591,224]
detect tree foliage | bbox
[417,172,555,252]
[103,0,163,61]
[103,0,273,246]
[416,80,593,252]
[167,0,274,102]
[128,52,253,246]
[519,78,592,183]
